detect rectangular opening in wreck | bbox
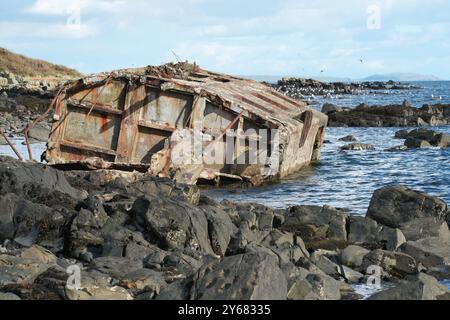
[64,105,121,152]
[140,88,193,129]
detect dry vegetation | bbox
[0,47,82,78]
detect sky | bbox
[1,0,450,79]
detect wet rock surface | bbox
[324,102,450,127]
[0,157,448,300]
[367,186,449,228]
[340,143,375,151]
[392,128,450,150]
[369,273,449,300]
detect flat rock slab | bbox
[191,251,287,300]
[367,186,449,228]
[399,237,450,268]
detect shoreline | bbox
[0,156,449,300]
[1,80,449,300]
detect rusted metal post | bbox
[23,83,67,161]
[208,111,244,147]
[0,129,24,161]
[86,73,115,119]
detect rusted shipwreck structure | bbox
[44,62,327,185]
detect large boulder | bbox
[0,193,72,249]
[400,129,450,149]
[0,156,87,205]
[120,269,167,297]
[431,133,450,148]
[131,195,215,255]
[221,201,275,231]
[367,186,449,228]
[0,246,57,286]
[253,230,309,266]
[399,218,450,243]
[64,269,133,300]
[405,128,438,142]
[369,273,449,300]
[128,177,201,206]
[287,271,342,300]
[155,280,191,300]
[347,216,406,250]
[200,204,234,257]
[399,237,450,268]
[190,251,287,300]
[404,138,432,149]
[361,249,418,278]
[321,103,342,114]
[340,245,370,269]
[282,205,348,249]
[91,256,143,280]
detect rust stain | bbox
[42,62,328,186]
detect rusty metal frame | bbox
[0,128,23,160]
[40,62,328,185]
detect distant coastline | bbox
[243,73,445,84]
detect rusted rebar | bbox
[0,128,23,161]
[86,73,115,119]
[23,83,67,161]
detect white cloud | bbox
[0,21,97,39]
[9,0,450,77]
[27,0,125,15]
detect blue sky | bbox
[1,0,450,79]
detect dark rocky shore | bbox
[323,101,450,127]
[0,156,449,300]
[0,74,57,145]
[275,78,419,99]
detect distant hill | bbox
[0,47,82,79]
[245,73,443,84]
[363,73,441,82]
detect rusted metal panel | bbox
[115,84,144,163]
[132,127,171,164]
[140,88,193,129]
[67,99,124,116]
[70,81,127,110]
[63,106,121,151]
[203,101,239,131]
[43,62,328,186]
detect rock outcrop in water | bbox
[324,102,450,127]
[388,128,450,151]
[0,156,449,300]
[275,78,418,99]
